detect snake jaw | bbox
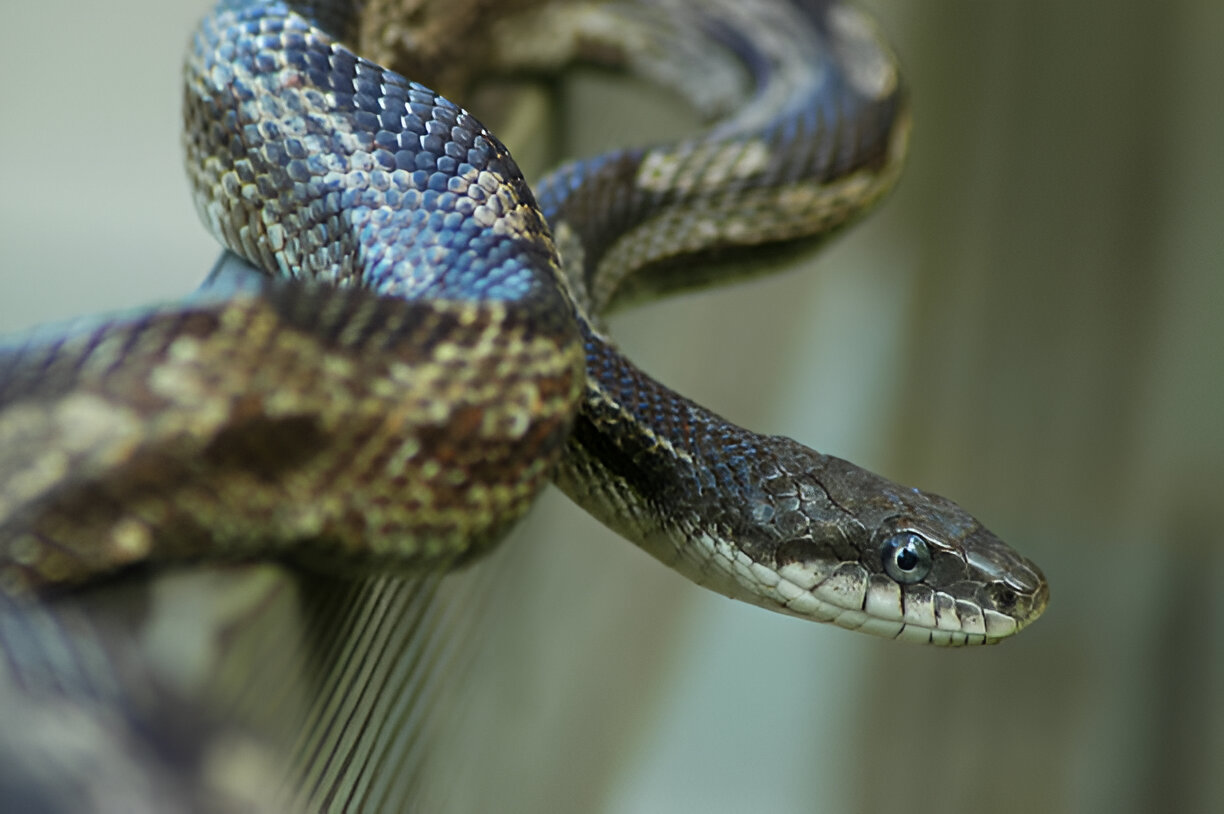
[651,446,1049,644]
[766,548,1047,646]
[640,496,1048,647]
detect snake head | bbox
[704,439,1049,645]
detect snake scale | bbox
[0,0,1046,648]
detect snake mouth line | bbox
[681,529,1042,645]
[773,574,1037,646]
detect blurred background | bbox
[1,0,1222,812]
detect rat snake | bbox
[0,0,1046,647]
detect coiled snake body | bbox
[0,0,1046,644]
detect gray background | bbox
[2,1,1222,812]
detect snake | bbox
[0,0,1047,647]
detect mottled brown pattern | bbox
[0,285,580,593]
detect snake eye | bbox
[880,531,932,584]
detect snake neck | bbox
[555,320,805,599]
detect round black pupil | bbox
[895,544,920,571]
